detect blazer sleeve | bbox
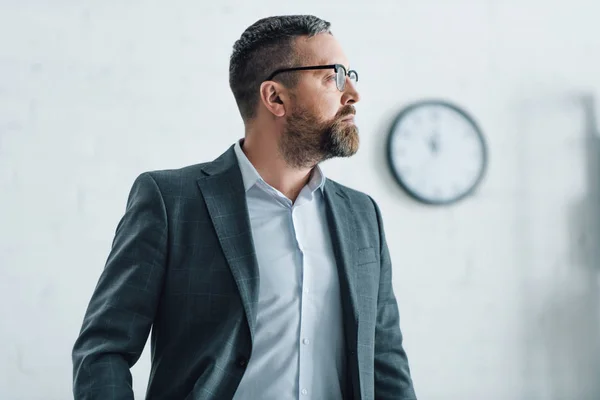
[72,172,168,400]
[370,197,417,400]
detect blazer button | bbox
[237,357,248,368]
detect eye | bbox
[326,74,337,81]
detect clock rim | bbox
[386,99,488,206]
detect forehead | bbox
[294,33,349,68]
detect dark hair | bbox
[229,15,332,121]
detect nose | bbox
[341,78,360,105]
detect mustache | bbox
[336,105,356,119]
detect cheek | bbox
[296,85,342,122]
[314,97,341,122]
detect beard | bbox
[278,104,359,169]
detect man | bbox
[72,15,417,400]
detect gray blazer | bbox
[72,145,417,400]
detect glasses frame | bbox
[265,64,358,91]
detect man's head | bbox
[229,15,361,169]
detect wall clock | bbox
[386,100,488,205]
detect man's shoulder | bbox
[325,178,376,209]
[129,160,218,199]
[325,178,384,236]
[140,145,237,189]
[145,162,210,182]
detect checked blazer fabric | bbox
[71,144,417,400]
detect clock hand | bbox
[428,131,439,154]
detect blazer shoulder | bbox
[137,145,238,192]
[127,162,210,196]
[326,178,377,211]
[144,162,210,181]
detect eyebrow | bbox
[313,60,333,73]
[315,61,351,72]
[318,58,350,71]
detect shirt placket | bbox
[291,198,312,398]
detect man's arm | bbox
[72,172,168,400]
[370,197,417,400]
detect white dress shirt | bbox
[231,140,346,399]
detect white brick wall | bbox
[1,1,599,399]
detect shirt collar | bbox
[234,139,262,191]
[233,139,326,194]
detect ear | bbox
[259,81,288,118]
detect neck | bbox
[241,131,314,203]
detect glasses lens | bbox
[348,70,358,84]
[336,67,346,91]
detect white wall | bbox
[1,1,599,399]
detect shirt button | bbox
[302,338,310,345]
[301,389,308,395]
[303,287,310,294]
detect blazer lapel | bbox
[323,182,359,332]
[195,147,360,352]
[196,146,259,343]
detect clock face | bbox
[386,100,487,205]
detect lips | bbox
[337,105,356,122]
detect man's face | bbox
[278,33,361,169]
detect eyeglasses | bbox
[265,64,359,91]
